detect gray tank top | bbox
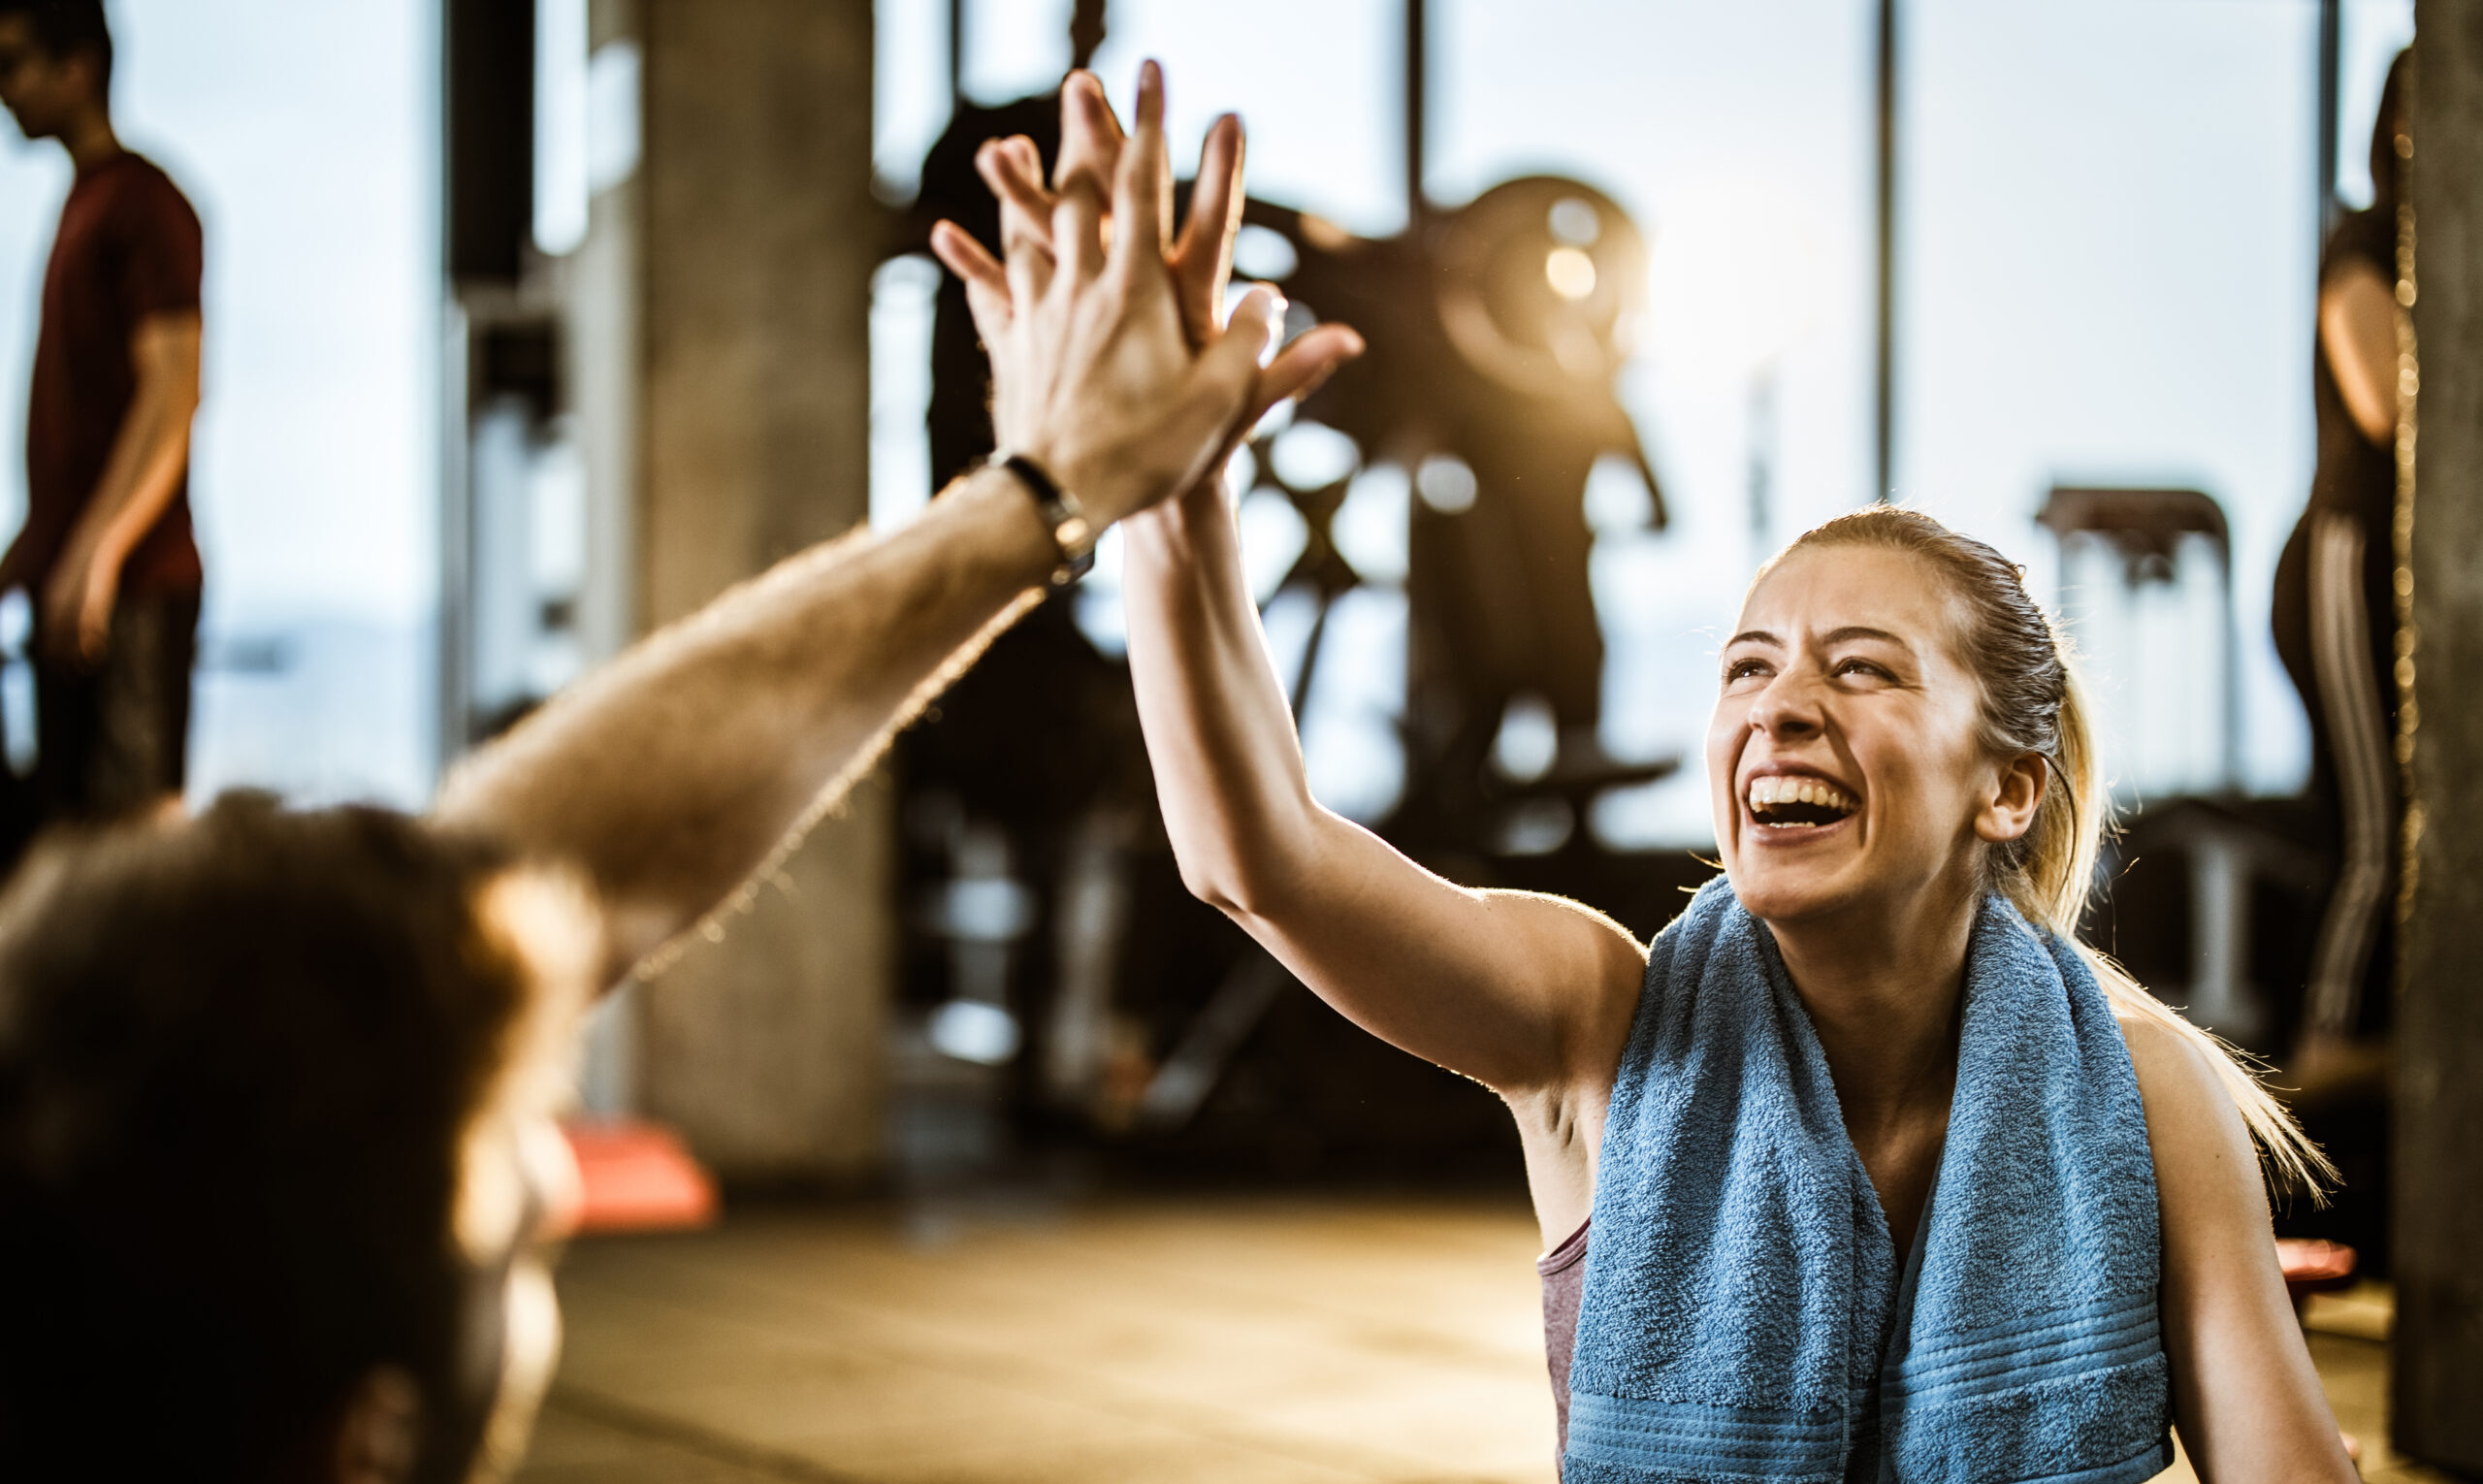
[1537,1216,1591,1469]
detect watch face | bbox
[1051,547,1097,587]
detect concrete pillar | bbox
[618,0,889,1183]
[2397,6,2483,1469]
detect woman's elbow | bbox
[1171,836,1300,922]
[1174,851,1253,918]
[1163,793,1319,920]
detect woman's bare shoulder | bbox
[2112,1007,2222,1098]
[1476,887,1648,1084]
[2111,1007,2265,1208]
[1479,887,1650,975]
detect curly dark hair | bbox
[0,794,533,1479]
[0,0,113,87]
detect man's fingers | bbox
[1145,69,1177,255]
[1051,74,1123,286]
[1110,60,1173,279]
[930,220,1008,299]
[1055,71,1125,201]
[932,221,1016,341]
[1175,114,1243,267]
[978,137,1058,230]
[1172,114,1245,344]
[1051,91,1110,287]
[1257,323,1365,408]
[1004,232,1052,322]
[961,274,1016,351]
[978,140,1060,306]
[1070,69,1129,146]
[995,138,1072,301]
[971,283,1016,345]
[1051,195,1108,288]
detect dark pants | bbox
[2270,509,2398,1041]
[34,588,200,824]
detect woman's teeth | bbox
[1746,775,1858,826]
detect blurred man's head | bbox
[0,0,112,142]
[0,795,597,1483]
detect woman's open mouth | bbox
[1744,774,1858,832]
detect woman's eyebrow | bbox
[1725,629,1783,650]
[1819,625,1912,651]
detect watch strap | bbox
[992,451,1096,586]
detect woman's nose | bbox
[1749,673,1824,738]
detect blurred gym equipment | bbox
[885,3,1683,1179]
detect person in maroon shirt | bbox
[0,0,203,827]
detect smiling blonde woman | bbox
[1119,499,2352,1484]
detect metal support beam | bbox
[1873,0,1897,503]
[948,0,963,108]
[2319,0,2341,242]
[1404,0,1429,229]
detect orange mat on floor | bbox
[2276,1237,2357,1301]
[557,1118,719,1236]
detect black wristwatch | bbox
[990,451,1097,587]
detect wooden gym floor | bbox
[512,1197,2450,1484]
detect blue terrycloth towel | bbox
[1564,879,2172,1484]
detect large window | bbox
[869,0,2413,846]
[1902,0,2361,803]
[1433,0,1877,842]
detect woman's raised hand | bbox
[928,64,1362,527]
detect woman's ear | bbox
[332,1367,422,1484]
[1974,752,2048,845]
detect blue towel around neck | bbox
[1563,879,2172,1484]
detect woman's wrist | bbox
[1116,479,1214,571]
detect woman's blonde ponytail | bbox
[2036,658,2337,1199]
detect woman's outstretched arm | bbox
[1119,480,1648,1106]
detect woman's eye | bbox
[1724,659,1769,683]
[1833,658,1888,680]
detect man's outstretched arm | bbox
[434,65,1355,987]
[434,468,1065,984]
